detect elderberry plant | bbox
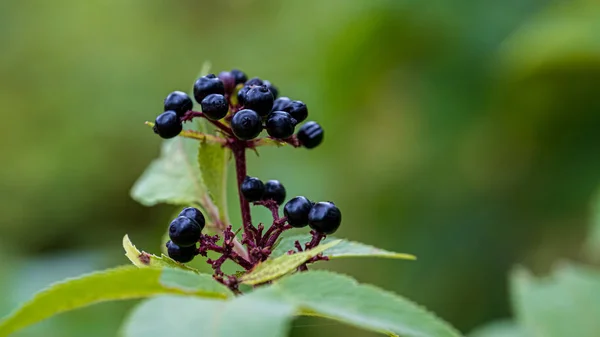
[0,67,464,337]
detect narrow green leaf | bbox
[469,320,529,337]
[122,234,199,273]
[240,240,341,285]
[511,264,600,337]
[198,139,230,222]
[271,270,462,337]
[122,290,294,337]
[130,135,206,207]
[0,267,232,337]
[273,234,416,260]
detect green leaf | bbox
[122,291,294,337]
[583,189,600,262]
[0,267,232,337]
[122,234,199,273]
[240,240,341,285]
[511,264,600,337]
[271,270,462,337]
[469,320,529,337]
[130,135,206,207]
[198,138,230,222]
[272,234,416,260]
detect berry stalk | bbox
[231,140,257,247]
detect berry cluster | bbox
[149,69,338,292]
[153,69,324,149]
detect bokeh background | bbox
[1,0,600,336]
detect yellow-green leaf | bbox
[240,240,341,285]
[198,139,230,223]
[122,235,199,273]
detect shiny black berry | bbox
[272,97,292,112]
[168,216,202,247]
[266,111,296,139]
[284,100,308,123]
[231,69,247,85]
[263,180,286,205]
[308,201,341,234]
[218,71,236,93]
[284,196,312,228]
[178,207,206,230]
[193,74,225,103]
[297,121,324,149]
[244,85,274,116]
[241,176,265,202]
[153,111,182,139]
[166,240,196,263]
[164,91,193,117]
[231,109,263,140]
[237,85,251,105]
[245,77,264,86]
[201,94,228,120]
[263,80,279,99]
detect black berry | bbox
[297,121,324,149]
[153,111,182,139]
[308,201,341,234]
[284,196,312,228]
[266,111,296,139]
[263,80,279,99]
[231,69,247,85]
[164,91,193,117]
[244,85,274,117]
[168,216,202,247]
[193,74,225,103]
[231,109,263,140]
[218,71,236,93]
[284,100,308,123]
[272,97,292,112]
[178,207,206,230]
[166,240,196,263]
[246,77,264,86]
[201,94,228,120]
[241,176,265,202]
[237,85,251,105]
[263,180,286,205]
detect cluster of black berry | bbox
[165,207,205,263]
[242,177,342,234]
[153,69,324,149]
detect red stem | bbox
[231,141,256,244]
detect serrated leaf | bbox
[272,234,416,261]
[130,134,206,207]
[0,267,232,337]
[469,320,529,337]
[271,271,462,337]
[122,291,294,337]
[122,235,199,273]
[240,240,341,285]
[198,139,230,222]
[511,264,600,337]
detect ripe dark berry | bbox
[193,74,225,103]
[263,80,279,99]
[237,85,251,105]
[218,71,236,93]
[244,85,274,117]
[272,97,292,112]
[263,180,286,205]
[153,111,182,139]
[166,240,196,263]
[246,77,264,86]
[308,201,341,234]
[241,176,265,202]
[168,216,201,247]
[284,100,308,123]
[297,121,324,149]
[231,69,247,85]
[201,94,228,120]
[231,109,263,140]
[284,196,312,228]
[178,207,206,230]
[164,91,193,117]
[266,111,296,139]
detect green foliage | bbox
[122,234,199,273]
[273,234,416,260]
[469,320,528,337]
[240,240,341,285]
[197,139,230,223]
[0,267,232,337]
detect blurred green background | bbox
[1,0,600,336]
